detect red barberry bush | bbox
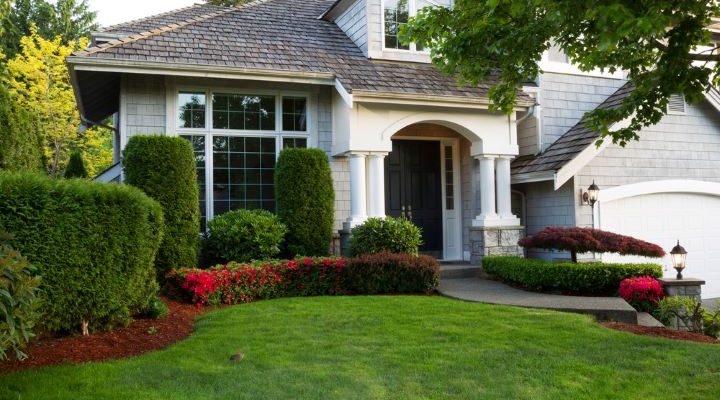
[619,276,665,312]
[518,227,666,262]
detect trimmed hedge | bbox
[0,232,40,361]
[348,217,422,256]
[123,135,200,273]
[275,148,334,257]
[483,256,662,295]
[204,209,287,263]
[166,253,440,307]
[0,172,164,333]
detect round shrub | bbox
[123,135,200,273]
[348,217,422,257]
[619,276,665,312]
[519,227,666,262]
[0,232,41,361]
[0,172,164,333]
[275,148,334,257]
[204,209,287,263]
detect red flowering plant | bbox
[619,276,666,312]
[518,227,666,263]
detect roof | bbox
[511,82,634,176]
[70,0,531,110]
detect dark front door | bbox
[385,140,443,257]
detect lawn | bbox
[1,296,719,400]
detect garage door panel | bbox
[601,192,720,299]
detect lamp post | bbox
[582,180,600,227]
[670,240,688,280]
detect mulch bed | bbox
[0,298,204,374]
[602,322,720,344]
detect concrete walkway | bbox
[439,277,639,324]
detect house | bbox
[68,0,720,299]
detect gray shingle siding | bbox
[123,74,166,138]
[517,117,538,156]
[539,73,625,151]
[575,99,720,227]
[335,0,368,54]
[514,179,575,261]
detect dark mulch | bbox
[602,322,720,344]
[0,299,203,373]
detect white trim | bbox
[68,57,336,86]
[511,171,554,184]
[554,115,633,190]
[352,90,534,109]
[539,53,625,80]
[704,88,720,113]
[334,79,354,108]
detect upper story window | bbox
[383,0,452,52]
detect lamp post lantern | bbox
[582,180,600,227]
[670,240,688,280]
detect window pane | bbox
[212,135,277,217]
[180,135,207,230]
[212,94,276,130]
[282,138,308,149]
[282,97,307,132]
[384,0,409,50]
[178,92,206,129]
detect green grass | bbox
[1,296,719,399]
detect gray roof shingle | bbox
[73,0,531,102]
[511,82,633,176]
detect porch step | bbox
[637,312,665,328]
[440,264,482,280]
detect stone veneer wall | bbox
[469,226,525,265]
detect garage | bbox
[598,181,720,299]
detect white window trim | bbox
[167,84,316,222]
[539,51,625,79]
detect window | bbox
[175,90,311,227]
[181,135,207,230]
[383,0,452,51]
[178,92,206,129]
[213,94,275,131]
[444,145,454,210]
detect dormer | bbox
[322,0,453,63]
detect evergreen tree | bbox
[0,82,44,172]
[64,150,88,178]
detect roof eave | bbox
[351,89,533,110]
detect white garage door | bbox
[601,192,720,299]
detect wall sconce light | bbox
[580,180,600,227]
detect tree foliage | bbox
[0,82,44,172]
[2,0,97,57]
[3,28,112,177]
[404,1,720,146]
[64,150,88,179]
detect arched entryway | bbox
[387,123,470,260]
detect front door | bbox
[385,140,443,258]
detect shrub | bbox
[64,150,88,179]
[123,135,200,274]
[703,307,720,339]
[519,227,666,262]
[0,172,164,333]
[0,232,41,361]
[657,296,706,333]
[482,256,663,295]
[275,148,335,256]
[165,254,439,307]
[348,217,422,257]
[0,82,44,173]
[140,295,169,320]
[619,276,665,312]
[204,209,287,264]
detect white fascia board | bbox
[68,57,337,86]
[704,87,720,113]
[352,90,533,111]
[553,115,633,190]
[334,79,354,108]
[66,64,87,120]
[511,171,554,184]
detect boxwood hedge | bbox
[0,172,164,333]
[123,135,200,273]
[276,148,334,256]
[483,256,663,295]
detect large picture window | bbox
[177,90,310,227]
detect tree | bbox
[0,82,44,172]
[64,150,88,178]
[2,0,97,57]
[404,1,720,146]
[3,28,112,177]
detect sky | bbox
[87,0,200,28]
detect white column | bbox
[367,153,387,218]
[473,155,499,226]
[347,153,368,227]
[496,156,521,225]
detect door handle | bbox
[407,205,413,220]
[401,205,406,218]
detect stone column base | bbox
[658,277,706,331]
[470,225,525,265]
